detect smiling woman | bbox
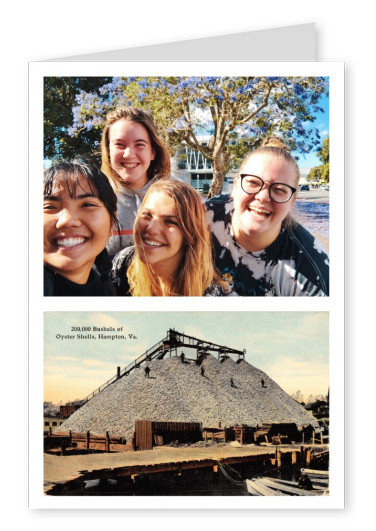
[43,159,119,296]
[111,180,223,296]
[101,107,171,257]
[206,137,330,296]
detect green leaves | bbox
[44,76,329,195]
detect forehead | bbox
[143,190,176,213]
[241,153,296,185]
[48,172,97,197]
[109,119,151,141]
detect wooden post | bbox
[320,431,323,444]
[86,430,90,449]
[292,451,297,465]
[277,449,282,468]
[306,448,312,466]
[106,431,110,453]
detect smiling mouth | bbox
[54,237,88,248]
[143,239,165,248]
[121,162,139,169]
[247,206,271,218]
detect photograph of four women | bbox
[43,106,329,297]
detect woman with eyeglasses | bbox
[206,137,329,296]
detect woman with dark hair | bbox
[111,180,223,296]
[101,107,171,257]
[206,137,329,296]
[43,158,119,296]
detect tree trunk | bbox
[207,152,229,198]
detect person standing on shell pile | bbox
[206,137,329,296]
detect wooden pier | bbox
[44,443,328,495]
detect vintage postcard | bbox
[28,61,344,508]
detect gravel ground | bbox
[60,355,317,440]
[292,191,330,251]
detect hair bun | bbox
[262,136,289,151]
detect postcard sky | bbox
[44,311,328,404]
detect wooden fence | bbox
[44,430,127,453]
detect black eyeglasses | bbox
[240,174,296,203]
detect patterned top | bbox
[206,194,329,297]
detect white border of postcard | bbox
[28,61,344,509]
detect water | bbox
[47,455,305,496]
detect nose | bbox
[55,208,81,229]
[254,182,271,201]
[122,146,134,158]
[145,217,161,235]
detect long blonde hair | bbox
[100,107,171,192]
[127,180,218,296]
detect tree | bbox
[43,401,60,416]
[307,136,329,183]
[51,76,328,197]
[44,77,112,161]
[307,166,323,182]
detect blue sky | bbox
[44,311,328,404]
[295,93,329,170]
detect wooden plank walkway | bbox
[44,443,328,494]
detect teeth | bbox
[144,239,164,247]
[122,163,138,168]
[56,237,86,247]
[250,207,270,216]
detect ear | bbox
[231,176,239,199]
[150,147,156,161]
[110,214,118,234]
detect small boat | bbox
[246,469,329,496]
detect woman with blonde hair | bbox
[206,137,329,296]
[111,180,223,296]
[101,106,171,257]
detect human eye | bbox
[113,141,124,149]
[82,202,99,208]
[273,184,289,196]
[244,176,261,189]
[80,197,102,208]
[165,218,178,226]
[43,200,58,211]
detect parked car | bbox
[300,184,309,191]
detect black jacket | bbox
[44,266,117,296]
